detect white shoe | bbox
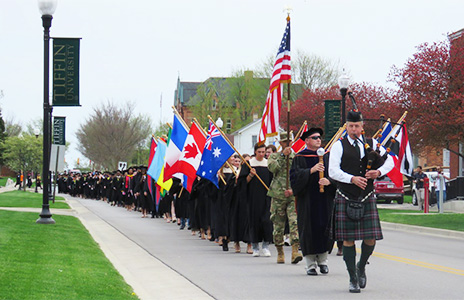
[262,248,271,257]
[252,250,260,257]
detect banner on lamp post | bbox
[52,37,81,106]
[53,116,66,145]
[324,100,341,142]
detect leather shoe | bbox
[349,281,361,293]
[306,268,318,276]
[319,265,329,274]
[357,265,367,289]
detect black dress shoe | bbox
[222,242,229,251]
[306,268,318,276]
[349,281,361,293]
[357,265,367,289]
[319,265,329,274]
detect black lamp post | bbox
[37,0,57,224]
[338,73,350,125]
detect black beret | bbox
[300,127,323,141]
[347,110,363,122]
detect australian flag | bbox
[196,121,235,188]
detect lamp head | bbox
[38,0,58,16]
[338,72,350,90]
[216,117,224,129]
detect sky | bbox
[1,0,463,169]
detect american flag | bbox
[258,17,291,144]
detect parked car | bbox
[374,176,404,204]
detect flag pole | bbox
[193,118,228,185]
[381,111,408,147]
[325,123,347,152]
[208,115,269,190]
[285,13,291,190]
[290,120,306,146]
[373,117,391,140]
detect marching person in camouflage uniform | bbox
[268,132,303,264]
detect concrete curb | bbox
[381,221,464,240]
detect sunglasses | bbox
[309,136,322,140]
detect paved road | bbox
[68,195,464,299]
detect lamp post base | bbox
[36,204,56,224]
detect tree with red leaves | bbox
[389,35,464,152]
[281,84,402,139]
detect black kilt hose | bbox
[331,192,383,241]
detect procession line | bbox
[371,251,464,276]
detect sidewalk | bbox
[66,196,213,300]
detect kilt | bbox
[331,192,383,241]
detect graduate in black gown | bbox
[229,154,251,253]
[290,128,336,275]
[216,157,237,251]
[239,144,273,257]
[190,177,212,240]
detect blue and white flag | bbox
[196,121,235,188]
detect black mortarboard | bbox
[347,110,363,122]
[300,127,324,141]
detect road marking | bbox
[372,251,464,276]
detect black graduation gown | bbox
[229,166,250,243]
[290,149,335,256]
[240,157,273,244]
[216,170,236,237]
[190,178,213,231]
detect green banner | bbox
[52,38,80,106]
[53,116,66,145]
[324,100,341,142]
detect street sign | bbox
[118,161,127,171]
[53,116,66,145]
[324,100,341,142]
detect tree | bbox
[254,50,343,90]
[389,36,464,152]
[4,115,22,137]
[1,134,42,189]
[76,101,152,170]
[280,83,403,139]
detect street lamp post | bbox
[37,0,57,224]
[338,72,350,126]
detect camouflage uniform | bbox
[267,151,299,246]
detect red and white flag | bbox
[291,123,308,153]
[258,17,291,144]
[171,122,206,192]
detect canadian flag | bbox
[170,122,206,192]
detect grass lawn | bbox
[0,210,139,300]
[378,208,464,232]
[0,191,70,209]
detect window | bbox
[226,119,232,133]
